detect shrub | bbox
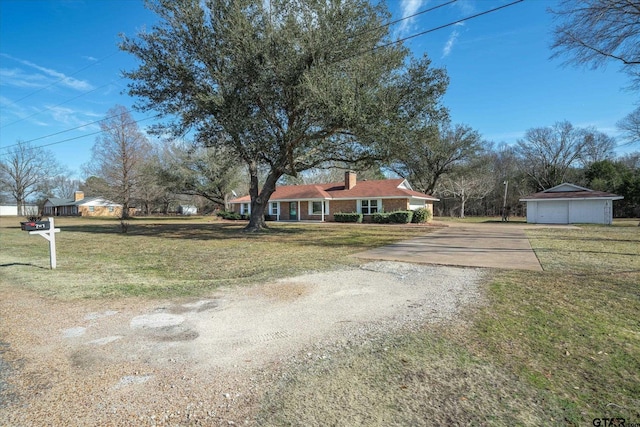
[372,212,390,223]
[411,207,432,223]
[334,212,363,223]
[217,211,242,220]
[388,210,413,224]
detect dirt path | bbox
[0,261,483,426]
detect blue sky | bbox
[0,0,637,179]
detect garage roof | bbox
[519,183,623,202]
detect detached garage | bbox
[520,183,623,225]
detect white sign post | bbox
[28,217,61,269]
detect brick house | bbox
[229,171,438,222]
[43,191,134,217]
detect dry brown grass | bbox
[248,281,312,302]
[0,216,435,299]
[257,225,640,426]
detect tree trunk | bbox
[16,197,24,216]
[246,202,267,231]
[243,163,280,232]
[121,200,130,220]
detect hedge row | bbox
[216,211,247,220]
[372,211,414,224]
[333,212,363,223]
[216,208,431,223]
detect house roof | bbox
[45,197,74,207]
[230,178,439,203]
[44,196,122,207]
[519,183,623,202]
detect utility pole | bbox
[502,180,509,221]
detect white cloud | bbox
[0,53,94,91]
[398,0,428,37]
[46,105,101,130]
[442,23,464,58]
[82,56,98,62]
[0,97,51,127]
[0,67,48,88]
[442,29,459,57]
[454,0,476,15]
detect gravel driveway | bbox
[0,261,484,426]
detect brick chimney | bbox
[345,171,356,190]
[74,191,84,202]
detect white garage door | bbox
[537,201,568,224]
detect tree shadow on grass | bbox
[57,222,309,241]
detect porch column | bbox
[297,201,301,221]
[321,200,325,222]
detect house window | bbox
[310,201,326,215]
[89,206,94,212]
[241,203,250,214]
[361,199,379,214]
[108,206,114,212]
[270,202,278,216]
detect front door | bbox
[289,202,297,220]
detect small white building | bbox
[0,204,38,216]
[177,205,198,215]
[519,183,623,225]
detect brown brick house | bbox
[229,172,438,222]
[43,191,135,217]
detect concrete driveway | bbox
[353,222,552,271]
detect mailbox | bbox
[20,221,50,231]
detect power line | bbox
[1,50,120,108]
[372,0,525,53]
[0,78,126,129]
[0,114,162,157]
[1,1,523,154]
[384,0,458,32]
[1,109,138,149]
[1,2,458,149]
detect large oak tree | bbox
[120,0,448,231]
[158,141,244,209]
[389,122,484,195]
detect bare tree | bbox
[87,105,151,219]
[515,121,588,190]
[437,170,494,219]
[617,107,640,145]
[550,0,640,89]
[48,176,84,199]
[577,128,617,166]
[136,152,173,215]
[0,141,62,215]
